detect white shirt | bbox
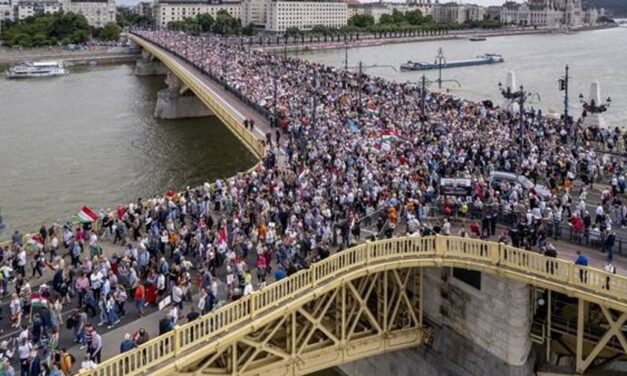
[81,360,97,369]
[18,343,32,360]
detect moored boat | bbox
[5,61,68,79]
[400,54,504,71]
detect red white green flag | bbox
[77,206,98,223]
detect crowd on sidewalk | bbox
[1,29,626,375]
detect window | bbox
[452,268,481,291]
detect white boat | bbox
[5,61,67,79]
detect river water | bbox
[297,26,627,127]
[0,64,256,239]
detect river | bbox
[1,27,625,242]
[296,26,627,127]
[0,64,256,239]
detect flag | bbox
[218,225,228,247]
[27,235,44,251]
[77,206,98,223]
[31,292,48,309]
[298,168,309,186]
[347,119,360,133]
[380,130,398,143]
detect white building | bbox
[240,0,268,27]
[0,0,13,21]
[15,0,63,19]
[154,0,241,28]
[134,0,153,17]
[500,0,592,28]
[265,0,347,32]
[64,0,116,27]
[433,2,485,24]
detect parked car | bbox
[489,171,552,200]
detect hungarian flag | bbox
[27,235,44,251]
[77,206,98,223]
[218,225,228,247]
[381,130,399,143]
[31,292,48,309]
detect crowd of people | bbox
[0,29,625,375]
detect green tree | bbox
[348,14,374,28]
[98,22,122,41]
[1,12,90,47]
[196,13,214,32]
[212,9,239,35]
[404,10,424,26]
[241,22,256,36]
[285,26,301,37]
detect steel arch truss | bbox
[576,299,627,373]
[181,268,424,376]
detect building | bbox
[154,0,241,28]
[265,0,347,32]
[433,2,484,24]
[135,0,153,17]
[64,0,116,27]
[485,5,501,20]
[347,2,388,24]
[0,0,13,22]
[500,0,593,28]
[14,0,63,19]
[240,0,268,27]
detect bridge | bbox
[130,34,267,162]
[77,235,627,376]
[69,33,627,376]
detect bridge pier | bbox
[154,71,213,120]
[339,267,535,376]
[135,49,168,76]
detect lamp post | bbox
[558,65,573,140]
[498,82,539,175]
[344,41,348,70]
[221,44,227,88]
[273,62,279,128]
[579,92,611,115]
[346,61,398,113]
[435,47,445,90]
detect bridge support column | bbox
[135,49,168,76]
[154,71,213,120]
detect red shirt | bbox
[134,285,145,300]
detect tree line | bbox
[0,12,123,48]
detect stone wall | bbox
[422,267,532,367]
[338,267,535,376]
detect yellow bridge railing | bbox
[80,236,627,376]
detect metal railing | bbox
[79,235,627,376]
[130,34,265,160]
[427,201,627,257]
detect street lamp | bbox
[435,47,446,90]
[498,83,540,175]
[419,74,461,116]
[346,61,398,113]
[578,92,611,114]
[272,62,279,128]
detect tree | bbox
[348,14,374,28]
[404,10,424,26]
[1,12,90,47]
[196,13,214,32]
[98,22,122,41]
[285,26,301,37]
[241,23,256,36]
[212,9,239,35]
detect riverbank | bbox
[0,45,141,67]
[266,23,619,53]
